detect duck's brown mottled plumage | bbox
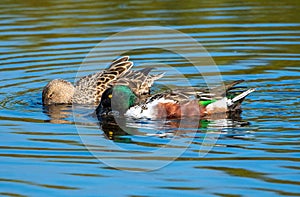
[42,56,164,105]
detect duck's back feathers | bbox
[73,56,163,105]
[73,57,133,104]
[108,56,130,69]
[112,67,164,98]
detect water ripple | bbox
[0,0,300,196]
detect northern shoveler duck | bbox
[42,56,164,105]
[96,80,255,119]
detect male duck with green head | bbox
[96,80,255,119]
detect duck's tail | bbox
[226,88,256,111]
[198,80,255,114]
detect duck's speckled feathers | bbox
[73,57,132,104]
[113,67,164,98]
[73,56,164,105]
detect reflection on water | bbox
[98,112,251,141]
[43,104,74,124]
[0,0,300,196]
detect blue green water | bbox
[0,0,300,196]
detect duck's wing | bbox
[190,80,247,100]
[159,80,251,102]
[144,90,190,105]
[113,67,164,97]
[207,80,245,97]
[107,56,130,69]
[136,68,164,95]
[74,56,133,104]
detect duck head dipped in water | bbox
[42,56,164,105]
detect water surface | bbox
[1,0,300,196]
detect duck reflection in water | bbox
[43,104,74,124]
[97,110,251,142]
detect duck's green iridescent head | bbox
[96,85,138,116]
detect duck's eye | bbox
[49,93,53,98]
[108,94,112,99]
